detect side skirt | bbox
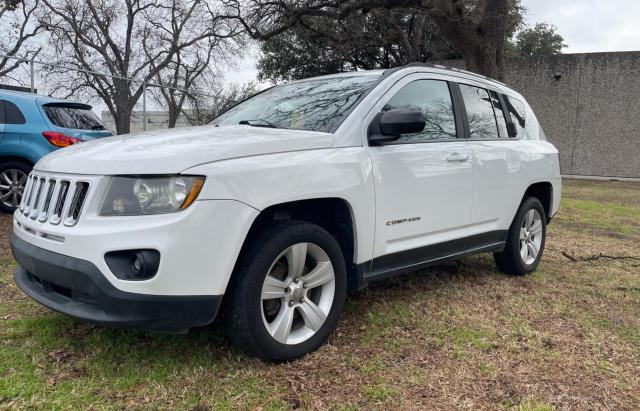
[355,230,507,289]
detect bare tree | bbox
[0,0,41,80]
[148,48,215,128]
[145,0,243,128]
[39,0,230,134]
[183,80,259,126]
[222,0,519,79]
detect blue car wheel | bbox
[0,160,31,212]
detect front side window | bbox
[459,84,499,139]
[43,103,104,130]
[382,79,457,142]
[212,74,381,133]
[505,95,526,138]
[4,100,25,125]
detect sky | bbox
[523,0,640,53]
[228,0,640,84]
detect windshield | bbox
[43,103,105,130]
[211,74,381,133]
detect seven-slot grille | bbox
[19,174,90,226]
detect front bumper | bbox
[11,233,222,332]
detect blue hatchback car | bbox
[0,89,113,212]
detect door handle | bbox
[446,153,470,162]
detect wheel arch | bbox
[231,197,360,293]
[522,181,553,223]
[0,156,34,168]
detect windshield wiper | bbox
[91,125,106,130]
[238,119,279,128]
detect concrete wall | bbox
[503,52,640,178]
[437,52,640,178]
[101,110,193,134]
[102,52,640,178]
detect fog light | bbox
[131,254,143,274]
[105,249,160,280]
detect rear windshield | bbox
[43,103,105,130]
[211,74,381,133]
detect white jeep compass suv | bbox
[12,64,560,361]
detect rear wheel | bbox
[223,221,346,361]
[494,197,546,276]
[0,160,31,213]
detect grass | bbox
[1,178,639,409]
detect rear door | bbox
[456,82,530,241]
[2,99,27,147]
[365,74,474,277]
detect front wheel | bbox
[223,221,347,361]
[494,197,547,276]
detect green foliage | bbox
[507,23,566,57]
[257,7,458,83]
[256,0,529,83]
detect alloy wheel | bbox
[260,242,336,345]
[519,209,543,265]
[0,169,28,210]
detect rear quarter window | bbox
[3,100,26,124]
[505,95,526,138]
[43,104,104,130]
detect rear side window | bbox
[0,100,5,123]
[459,84,499,139]
[3,100,26,124]
[505,96,526,138]
[383,79,457,142]
[43,104,104,130]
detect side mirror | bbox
[368,108,426,144]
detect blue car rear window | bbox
[43,103,105,130]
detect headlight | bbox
[100,175,205,216]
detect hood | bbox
[35,125,334,175]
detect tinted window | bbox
[505,96,526,138]
[4,100,26,125]
[382,80,456,142]
[0,100,5,123]
[488,91,509,138]
[459,84,499,139]
[43,104,104,130]
[213,75,380,133]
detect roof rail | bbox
[383,62,507,86]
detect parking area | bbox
[1,178,639,410]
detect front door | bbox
[0,100,6,141]
[365,75,474,276]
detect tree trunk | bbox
[112,79,133,134]
[461,42,503,80]
[428,0,508,80]
[167,106,179,128]
[114,110,131,135]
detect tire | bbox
[494,197,547,276]
[223,220,347,361]
[0,160,32,213]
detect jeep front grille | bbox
[19,173,91,226]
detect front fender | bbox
[184,148,376,264]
